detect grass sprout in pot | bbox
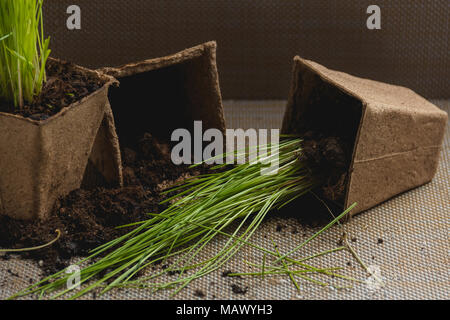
[0,0,121,220]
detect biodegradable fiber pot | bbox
[282,56,448,217]
[0,58,123,220]
[97,41,226,149]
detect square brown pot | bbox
[0,59,122,220]
[282,57,448,217]
[97,41,226,146]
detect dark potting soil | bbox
[0,59,105,120]
[0,133,206,275]
[278,131,353,225]
[301,131,351,203]
[194,289,206,298]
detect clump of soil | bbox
[231,284,248,295]
[301,131,351,203]
[277,131,353,225]
[0,59,105,120]
[0,133,205,275]
[222,270,234,277]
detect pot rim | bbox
[0,57,118,127]
[98,41,217,79]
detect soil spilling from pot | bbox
[0,59,105,120]
[301,131,351,203]
[0,129,352,277]
[279,131,352,225]
[0,133,205,275]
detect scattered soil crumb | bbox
[168,270,181,276]
[222,270,232,277]
[7,269,19,278]
[231,284,248,295]
[222,270,242,279]
[276,224,284,232]
[337,232,346,246]
[194,289,206,298]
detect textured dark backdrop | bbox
[43,0,449,99]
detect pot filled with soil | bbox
[0,1,121,220]
[281,56,448,217]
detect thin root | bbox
[0,229,61,253]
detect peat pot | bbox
[282,56,448,218]
[0,59,122,220]
[96,41,226,155]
